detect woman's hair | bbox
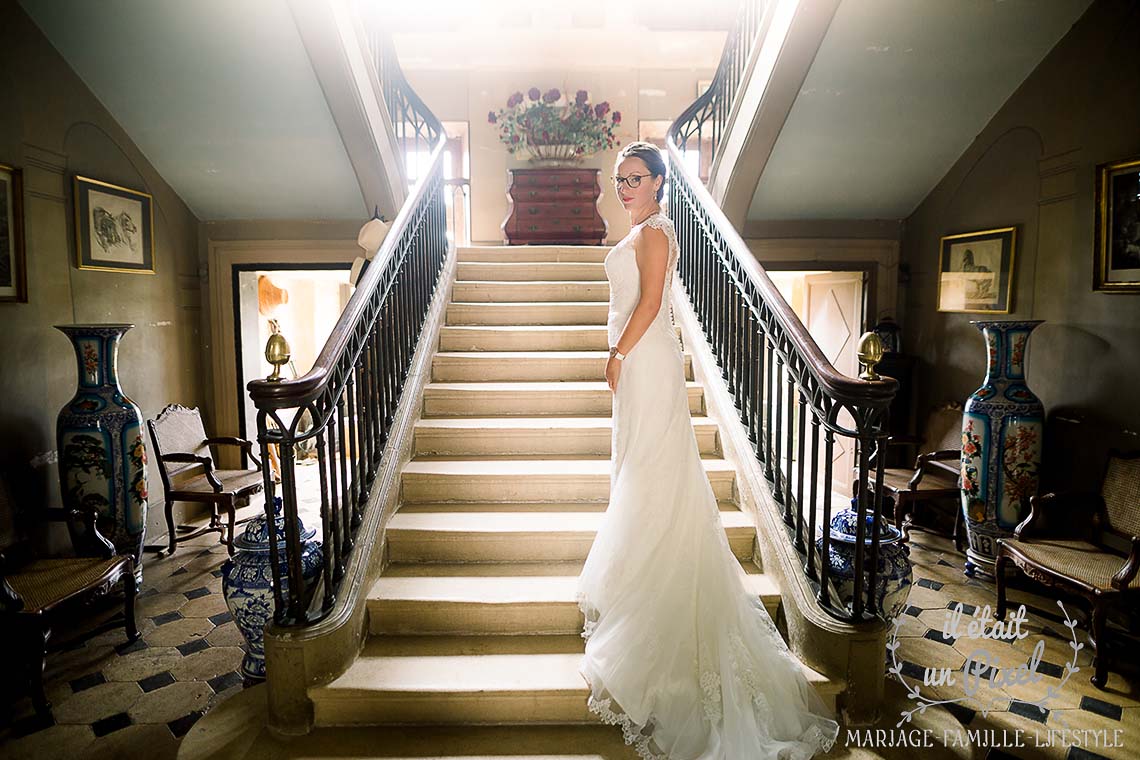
[616,141,667,202]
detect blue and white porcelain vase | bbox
[960,320,1044,577]
[56,324,148,582]
[817,500,912,621]
[222,497,322,680]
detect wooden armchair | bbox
[147,404,263,556]
[864,403,964,549]
[0,475,137,720]
[996,450,1140,689]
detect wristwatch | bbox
[608,347,626,361]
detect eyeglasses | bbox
[611,173,650,189]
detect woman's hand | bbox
[605,356,622,392]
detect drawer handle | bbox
[528,224,538,231]
[528,207,539,215]
[571,207,581,215]
[573,224,582,232]
[574,177,581,183]
[528,191,536,198]
[575,190,582,197]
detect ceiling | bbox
[18,0,366,221]
[386,0,734,70]
[748,0,1093,221]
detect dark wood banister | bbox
[662,138,896,408]
[665,4,894,409]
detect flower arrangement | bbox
[488,87,622,164]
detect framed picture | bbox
[1094,155,1140,293]
[696,79,713,98]
[0,163,27,303]
[73,175,155,274]
[937,226,1016,313]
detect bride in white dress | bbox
[575,142,840,760]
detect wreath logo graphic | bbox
[887,599,1083,728]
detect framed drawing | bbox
[0,163,27,303]
[1094,155,1140,293]
[73,175,155,274]
[937,227,1016,314]
[696,79,713,98]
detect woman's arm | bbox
[605,226,669,391]
[615,227,669,354]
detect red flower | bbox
[594,101,610,118]
[488,110,497,124]
[543,88,560,103]
[511,134,520,143]
[528,87,541,101]
[507,91,523,107]
[575,89,588,105]
[612,111,621,124]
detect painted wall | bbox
[404,67,715,244]
[900,0,1140,437]
[0,0,205,545]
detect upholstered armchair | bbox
[864,403,964,548]
[996,450,1140,689]
[147,404,263,556]
[0,476,137,720]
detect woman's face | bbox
[614,156,661,212]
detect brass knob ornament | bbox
[857,332,884,381]
[265,323,292,382]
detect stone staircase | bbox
[307,244,844,741]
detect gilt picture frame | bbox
[1094,155,1140,293]
[74,175,155,274]
[0,162,27,303]
[936,227,1016,314]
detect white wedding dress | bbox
[575,211,840,760]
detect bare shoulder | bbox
[633,223,669,256]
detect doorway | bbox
[232,265,352,447]
[769,268,868,501]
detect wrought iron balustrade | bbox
[666,0,898,623]
[247,31,448,627]
[671,0,767,176]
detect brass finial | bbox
[857,332,884,381]
[265,319,291,382]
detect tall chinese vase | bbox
[56,324,148,581]
[960,320,1044,577]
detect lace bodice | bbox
[603,212,680,345]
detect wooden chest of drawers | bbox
[502,168,608,245]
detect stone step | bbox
[384,508,752,563]
[396,499,740,513]
[400,457,735,503]
[452,281,608,303]
[458,245,609,263]
[422,381,705,417]
[447,301,608,326]
[438,325,681,352]
[414,416,717,456]
[367,558,776,634]
[311,635,842,726]
[457,262,607,282]
[431,351,693,382]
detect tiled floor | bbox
[0,523,254,760]
[889,529,1140,760]
[3,507,1138,759]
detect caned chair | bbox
[147,404,263,556]
[0,475,137,720]
[863,404,964,548]
[996,450,1140,689]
